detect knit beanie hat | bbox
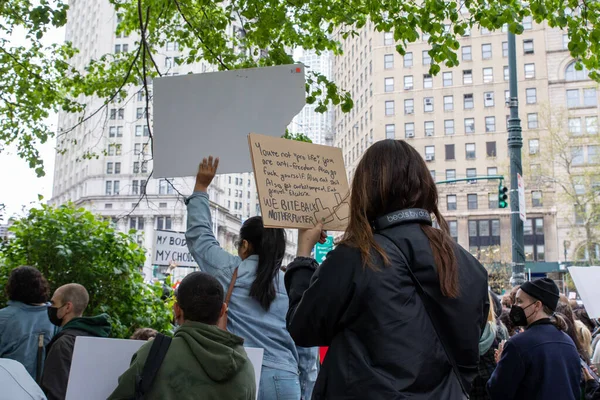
[519,278,560,312]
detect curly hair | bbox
[5,266,50,304]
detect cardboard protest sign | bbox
[567,266,600,318]
[66,336,264,400]
[248,133,350,230]
[153,64,306,177]
[153,230,197,267]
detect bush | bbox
[0,204,173,338]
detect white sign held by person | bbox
[567,266,600,318]
[66,337,264,400]
[153,230,197,267]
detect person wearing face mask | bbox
[40,283,111,400]
[487,278,581,400]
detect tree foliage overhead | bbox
[3,0,600,175]
[0,204,173,338]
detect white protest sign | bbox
[153,230,197,267]
[66,337,264,400]
[153,64,306,177]
[517,173,526,222]
[567,267,600,318]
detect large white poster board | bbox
[66,337,264,400]
[153,64,306,177]
[568,266,600,318]
[152,230,197,267]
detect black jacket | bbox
[285,222,489,400]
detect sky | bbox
[0,26,65,219]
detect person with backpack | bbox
[108,272,255,400]
[285,140,490,399]
[185,156,318,400]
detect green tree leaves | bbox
[0,204,173,338]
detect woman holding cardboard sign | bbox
[285,140,490,400]
[185,156,318,400]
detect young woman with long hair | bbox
[285,140,489,399]
[186,156,318,400]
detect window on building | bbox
[484,92,494,107]
[488,193,498,209]
[482,44,492,59]
[523,16,533,30]
[445,144,455,160]
[463,69,473,84]
[532,191,543,207]
[464,118,475,134]
[446,169,456,181]
[109,127,117,137]
[404,99,414,114]
[449,221,458,241]
[584,88,597,107]
[462,46,472,61]
[156,216,172,230]
[385,54,394,69]
[425,121,434,137]
[565,61,589,81]
[502,41,508,57]
[466,168,477,184]
[114,44,121,53]
[469,219,501,254]
[572,146,585,165]
[464,93,474,109]
[166,41,178,51]
[569,117,582,136]
[575,205,586,225]
[105,180,112,195]
[467,194,478,210]
[444,119,455,136]
[447,195,457,210]
[423,74,433,88]
[589,145,600,164]
[385,100,395,116]
[586,116,598,134]
[159,179,174,195]
[486,141,496,157]
[133,162,140,174]
[129,217,145,231]
[405,123,415,138]
[488,167,498,176]
[114,162,121,174]
[485,116,496,132]
[134,143,141,155]
[384,77,394,92]
[523,39,534,54]
[403,52,413,67]
[425,146,435,161]
[106,162,113,174]
[136,108,145,119]
[529,139,540,155]
[483,68,493,83]
[466,143,476,159]
[444,95,454,111]
[404,75,414,89]
[524,63,536,79]
[503,66,509,81]
[524,218,545,261]
[424,97,434,112]
[526,88,537,104]
[443,72,453,87]
[422,50,431,65]
[384,32,394,45]
[528,113,538,129]
[385,124,395,139]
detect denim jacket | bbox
[0,301,56,379]
[186,192,318,385]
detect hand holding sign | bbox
[297,223,327,257]
[194,156,220,192]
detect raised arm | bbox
[185,156,241,278]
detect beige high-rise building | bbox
[332,19,600,266]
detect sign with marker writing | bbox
[152,230,198,268]
[248,133,350,230]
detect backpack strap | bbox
[225,267,239,306]
[135,333,172,400]
[378,232,470,398]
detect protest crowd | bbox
[1,140,599,400]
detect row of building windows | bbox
[444,191,543,211]
[103,216,172,231]
[109,108,148,121]
[104,179,176,196]
[106,161,149,174]
[108,125,149,138]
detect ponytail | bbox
[239,217,286,311]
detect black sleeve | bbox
[41,336,76,400]
[586,378,600,400]
[284,246,358,347]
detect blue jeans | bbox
[259,366,301,400]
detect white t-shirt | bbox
[0,358,47,400]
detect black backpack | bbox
[134,333,172,400]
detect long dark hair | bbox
[556,301,591,364]
[239,217,286,311]
[340,139,459,298]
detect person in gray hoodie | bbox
[108,272,256,400]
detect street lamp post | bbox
[507,31,526,287]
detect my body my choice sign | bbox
[152,230,197,267]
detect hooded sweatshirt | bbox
[41,314,111,400]
[108,321,256,400]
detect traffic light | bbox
[498,184,508,208]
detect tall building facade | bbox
[289,50,335,146]
[332,20,600,265]
[50,1,297,276]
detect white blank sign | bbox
[153,64,306,177]
[66,336,264,400]
[568,266,600,318]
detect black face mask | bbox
[509,302,536,327]
[47,304,66,327]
